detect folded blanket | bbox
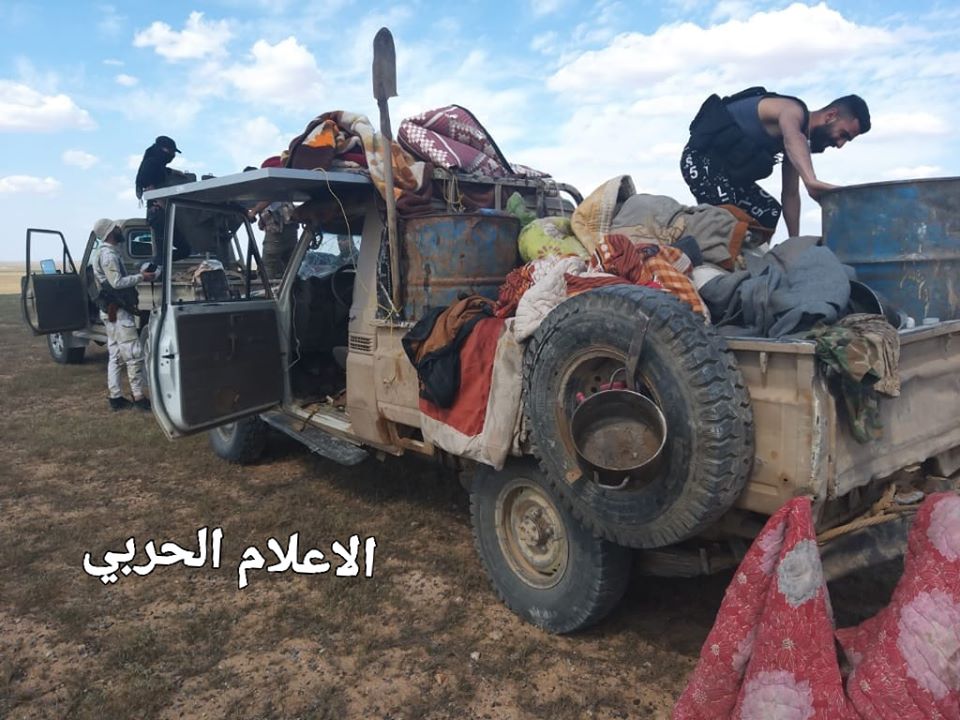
[398,104,547,178]
[285,110,431,211]
[700,236,853,337]
[419,317,524,469]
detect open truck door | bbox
[21,228,87,335]
[146,201,284,439]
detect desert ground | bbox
[0,286,900,720]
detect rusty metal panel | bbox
[400,212,520,321]
[833,320,960,495]
[729,341,825,516]
[822,177,960,321]
[372,327,421,415]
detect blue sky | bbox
[2,0,958,261]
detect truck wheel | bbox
[470,459,631,634]
[48,332,86,364]
[523,285,753,549]
[208,417,267,464]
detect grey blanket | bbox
[700,236,854,337]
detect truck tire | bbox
[48,332,86,364]
[208,417,268,464]
[523,285,753,549]
[470,459,632,634]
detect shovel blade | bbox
[372,27,397,100]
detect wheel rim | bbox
[554,347,660,475]
[49,333,65,357]
[495,479,568,589]
[555,346,629,458]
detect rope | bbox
[442,173,465,213]
[816,484,918,545]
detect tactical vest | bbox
[688,87,808,183]
[93,249,139,315]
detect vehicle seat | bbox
[198,268,230,301]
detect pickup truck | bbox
[21,188,251,364]
[22,166,960,634]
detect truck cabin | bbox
[144,166,578,413]
[144,168,375,409]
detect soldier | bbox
[92,218,154,411]
[135,135,192,274]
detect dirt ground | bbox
[0,292,902,719]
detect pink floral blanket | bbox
[673,493,960,719]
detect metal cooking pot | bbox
[570,389,668,490]
[848,280,907,329]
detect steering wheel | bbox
[330,263,356,309]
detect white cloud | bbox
[221,37,324,107]
[133,11,232,61]
[98,4,124,37]
[531,32,558,54]
[881,165,942,179]
[570,0,628,47]
[0,81,95,132]
[531,0,564,17]
[62,150,99,169]
[118,89,205,127]
[868,112,948,139]
[115,73,138,87]
[0,175,61,194]
[218,116,289,170]
[549,3,895,95]
[103,58,124,66]
[710,0,756,22]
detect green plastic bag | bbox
[518,217,589,262]
[506,192,537,229]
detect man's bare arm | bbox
[778,103,836,201]
[781,159,801,237]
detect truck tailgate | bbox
[728,320,960,516]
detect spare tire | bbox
[523,285,753,549]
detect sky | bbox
[2,0,959,262]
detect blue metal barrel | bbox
[401,211,520,320]
[821,177,960,321]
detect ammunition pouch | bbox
[97,283,139,316]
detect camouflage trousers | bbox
[262,225,298,279]
[102,308,145,400]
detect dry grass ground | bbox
[0,292,900,719]
[0,265,27,296]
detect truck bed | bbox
[729,320,960,518]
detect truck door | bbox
[21,228,87,335]
[147,202,284,439]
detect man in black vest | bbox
[681,89,870,238]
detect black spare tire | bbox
[523,285,753,549]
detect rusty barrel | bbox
[401,211,520,321]
[821,177,960,322]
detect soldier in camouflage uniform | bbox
[248,200,298,279]
[92,218,155,411]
